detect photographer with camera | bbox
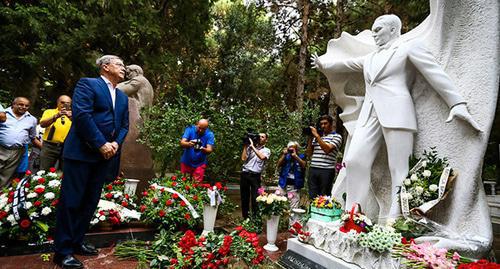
[277,141,306,209]
[39,95,72,171]
[180,119,214,182]
[305,115,342,199]
[240,132,270,219]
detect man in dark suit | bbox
[54,55,129,268]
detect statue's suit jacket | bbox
[322,39,465,132]
[63,77,129,168]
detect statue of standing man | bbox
[311,14,481,221]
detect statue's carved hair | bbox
[375,14,402,36]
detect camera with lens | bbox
[302,124,322,136]
[242,129,260,145]
[191,139,203,151]
[287,148,294,154]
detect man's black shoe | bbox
[53,254,83,269]
[74,242,98,256]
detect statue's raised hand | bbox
[310,53,323,70]
[446,103,482,132]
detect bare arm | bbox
[241,145,248,161]
[277,148,287,167]
[32,137,42,149]
[311,127,335,154]
[201,144,213,155]
[306,137,313,158]
[292,153,307,168]
[180,138,195,148]
[0,112,5,122]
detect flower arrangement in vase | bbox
[255,187,288,217]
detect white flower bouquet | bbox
[400,148,456,215]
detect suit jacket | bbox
[322,39,465,132]
[63,77,129,163]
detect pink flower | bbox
[452,252,460,261]
[257,187,265,195]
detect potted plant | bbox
[256,188,288,252]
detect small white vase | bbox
[202,204,218,235]
[263,215,280,252]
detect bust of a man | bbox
[117,64,153,110]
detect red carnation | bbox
[182,177,187,181]
[51,199,59,206]
[172,193,179,199]
[99,211,105,216]
[0,211,7,220]
[106,184,113,191]
[13,178,21,183]
[215,182,223,190]
[25,170,32,176]
[34,187,45,194]
[24,182,30,188]
[37,178,45,184]
[142,191,148,196]
[160,188,165,193]
[172,182,177,187]
[185,185,190,191]
[170,258,178,265]
[152,198,159,204]
[124,194,129,199]
[180,201,186,207]
[159,210,166,217]
[105,193,113,199]
[49,167,56,173]
[166,200,173,206]
[192,195,198,201]
[121,201,128,207]
[140,205,147,212]
[171,176,177,181]
[20,219,31,229]
[184,213,191,220]
[34,201,42,207]
[7,197,13,203]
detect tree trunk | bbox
[295,0,310,113]
[329,0,346,115]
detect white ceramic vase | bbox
[202,204,218,235]
[263,215,280,252]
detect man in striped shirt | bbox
[306,115,342,199]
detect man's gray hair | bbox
[96,55,122,68]
[287,141,300,148]
[375,14,402,37]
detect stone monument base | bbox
[279,238,361,269]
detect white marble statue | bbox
[312,0,498,257]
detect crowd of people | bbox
[0,53,343,268]
[178,115,343,219]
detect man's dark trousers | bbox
[54,158,112,255]
[240,171,261,219]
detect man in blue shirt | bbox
[0,103,6,122]
[0,97,41,187]
[179,119,214,182]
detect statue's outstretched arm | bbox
[311,52,365,74]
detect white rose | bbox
[48,180,60,188]
[34,184,45,190]
[415,186,424,194]
[27,192,38,199]
[7,215,16,225]
[404,179,411,186]
[90,219,98,225]
[423,170,431,177]
[99,215,106,221]
[4,205,10,212]
[25,202,33,209]
[406,193,413,200]
[410,174,419,182]
[429,184,438,192]
[36,170,46,176]
[30,212,39,218]
[44,192,55,200]
[266,197,274,204]
[41,207,52,216]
